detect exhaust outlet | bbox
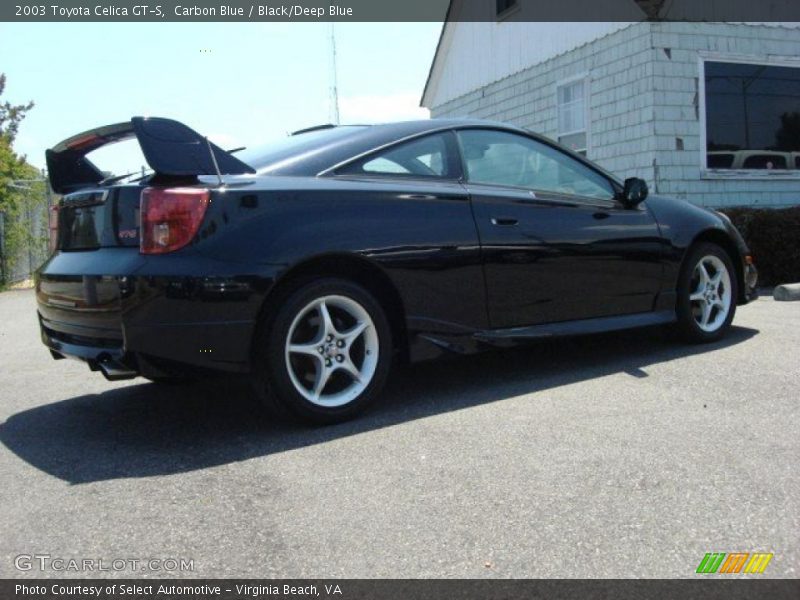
[95,356,138,381]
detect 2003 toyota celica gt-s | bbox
[37,117,758,423]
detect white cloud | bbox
[338,93,429,124]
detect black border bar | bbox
[3,579,800,600]
[4,0,800,22]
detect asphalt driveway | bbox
[0,289,797,578]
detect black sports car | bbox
[37,117,758,423]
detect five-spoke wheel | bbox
[688,254,732,333]
[285,295,379,407]
[253,278,392,423]
[676,243,737,343]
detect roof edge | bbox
[420,1,453,108]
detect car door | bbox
[332,130,489,336]
[457,128,664,329]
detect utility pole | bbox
[0,210,5,285]
[329,23,340,125]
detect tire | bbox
[252,278,393,424]
[143,376,193,385]
[675,242,738,343]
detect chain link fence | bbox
[0,177,51,286]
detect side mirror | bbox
[620,177,648,207]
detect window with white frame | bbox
[704,59,800,171]
[557,78,588,156]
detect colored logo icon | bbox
[696,552,773,574]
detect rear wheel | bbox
[675,243,737,343]
[253,278,392,424]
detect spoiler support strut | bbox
[205,137,224,187]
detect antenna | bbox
[205,137,224,186]
[329,23,340,125]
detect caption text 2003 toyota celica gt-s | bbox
[37,117,758,423]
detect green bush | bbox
[719,206,800,287]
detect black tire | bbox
[143,376,193,385]
[252,278,393,424]
[675,242,738,343]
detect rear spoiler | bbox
[45,116,256,194]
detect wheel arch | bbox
[251,252,409,364]
[684,228,746,304]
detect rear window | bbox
[85,138,150,182]
[337,133,455,179]
[237,126,368,173]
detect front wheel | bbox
[253,278,393,424]
[675,243,738,343]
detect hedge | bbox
[719,206,800,288]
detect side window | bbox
[457,129,615,201]
[338,133,454,178]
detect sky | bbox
[0,22,442,175]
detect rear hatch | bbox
[58,185,142,251]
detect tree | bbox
[0,73,38,285]
[0,74,34,145]
[0,72,35,196]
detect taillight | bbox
[140,187,210,254]
[48,205,60,253]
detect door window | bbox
[458,129,615,200]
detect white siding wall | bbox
[424,21,632,108]
[430,22,800,208]
[650,22,800,207]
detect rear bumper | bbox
[39,313,255,380]
[40,320,135,380]
[36,248,280,378]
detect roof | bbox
[241,117,625,186]
[247,118,532,177]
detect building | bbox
[421,3,800,207]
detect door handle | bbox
[491,217,519,226]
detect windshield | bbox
[237,126,369,173]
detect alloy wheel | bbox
[689,254,732,333]
[284,295,379,407]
